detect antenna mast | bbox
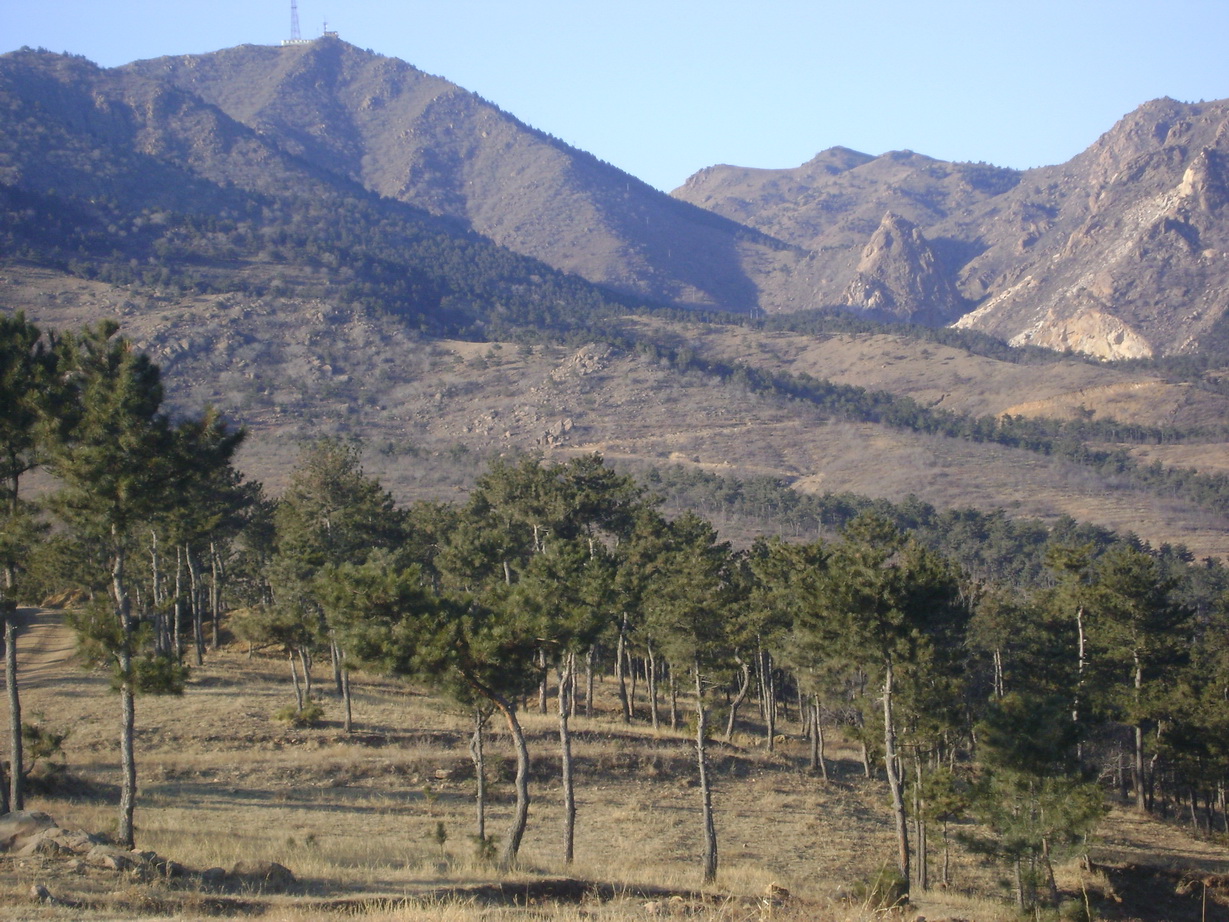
[283,1,311,46]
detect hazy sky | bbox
[4,1,1227,191]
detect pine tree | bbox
[436,453,643,865]
[325,549,540,870]
[971,692,1105,910]
[46,323,240,846]
[262,439,404,717]
[636,511,736,884]
[804,513,968,896]
[0,311,57,812]
[1085,543,1192,813]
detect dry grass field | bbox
[2,610,1229,922]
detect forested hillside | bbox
[3,318,1229,919]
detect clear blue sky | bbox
[3,1,1227,191]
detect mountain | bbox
[9,40,1227,359]
[0,45,661,338]
[4,41,1229,561]
[674,99,1229,359]
[121,38,806,314]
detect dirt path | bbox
[9,607,78,689]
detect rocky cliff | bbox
[677,98,1229,358]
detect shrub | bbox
[274,700,325,727]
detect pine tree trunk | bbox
[567,658,577,720]
[118,673,136,848]
[186,549,204,667]
[470,707,487,846]
[812,696,828,781]
[669,668,679,730]
[615,616,630,723]
[558,658,576,865]
[172,548,184,662]
[289,652,304,710]
[1014,857,1026,910]
[763,652,776,751]
[491,690,530,870]
[149,531,163,653]
[626,649,638,720]
[1134,656,1148,813]
[538,648,549,714]
[646,644,659,730]
[914,756,928,892]
[4,600,23,812]
[808,696,820,773]
[1074,605,1086,761]
[299,647,313,702]
[0,478,18,812]
[209,541,221,650]
[882,660,910,894]
[330,639,344,697]
[724,659,751,742]
[1041,837,1060,904]
[113,539,137,849]
[941,821,951,888]
[341,665,352,733]
[584,647,595,718]
[694,664,717,884]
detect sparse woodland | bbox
[4,315,1229,919]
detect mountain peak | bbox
[841,212,965,325]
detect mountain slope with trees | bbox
[3,313,1228,914]
[121,39,806,314]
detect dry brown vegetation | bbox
[8,263,1229,563]
[3,610,1229,921]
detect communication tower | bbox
[282,0,311,46]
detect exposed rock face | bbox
[679,98,1229,357]
[841,213,965,324]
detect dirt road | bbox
[8,607,77,689]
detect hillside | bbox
[121,39,805,314]
[4,42,1229,564]
[675,99,1229,359]
[7,263,1229,562]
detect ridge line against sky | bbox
[3,0,1228,193]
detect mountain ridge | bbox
[9,40,1227,359]
[5,41,1229,561]
[675,96,1229,358]
[122,38,805,314]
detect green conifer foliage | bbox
[46,323,241,846]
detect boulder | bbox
[199,866,228,886]
[16,832,68,857]
[0,812,59,853]
[52,830,102,854]
[85,844,134,871]
[230,859,295,891]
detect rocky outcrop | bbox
[0,811,295,893]
[680,97,1229,358]
[0,811,60,852]
[841,213,965,325]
